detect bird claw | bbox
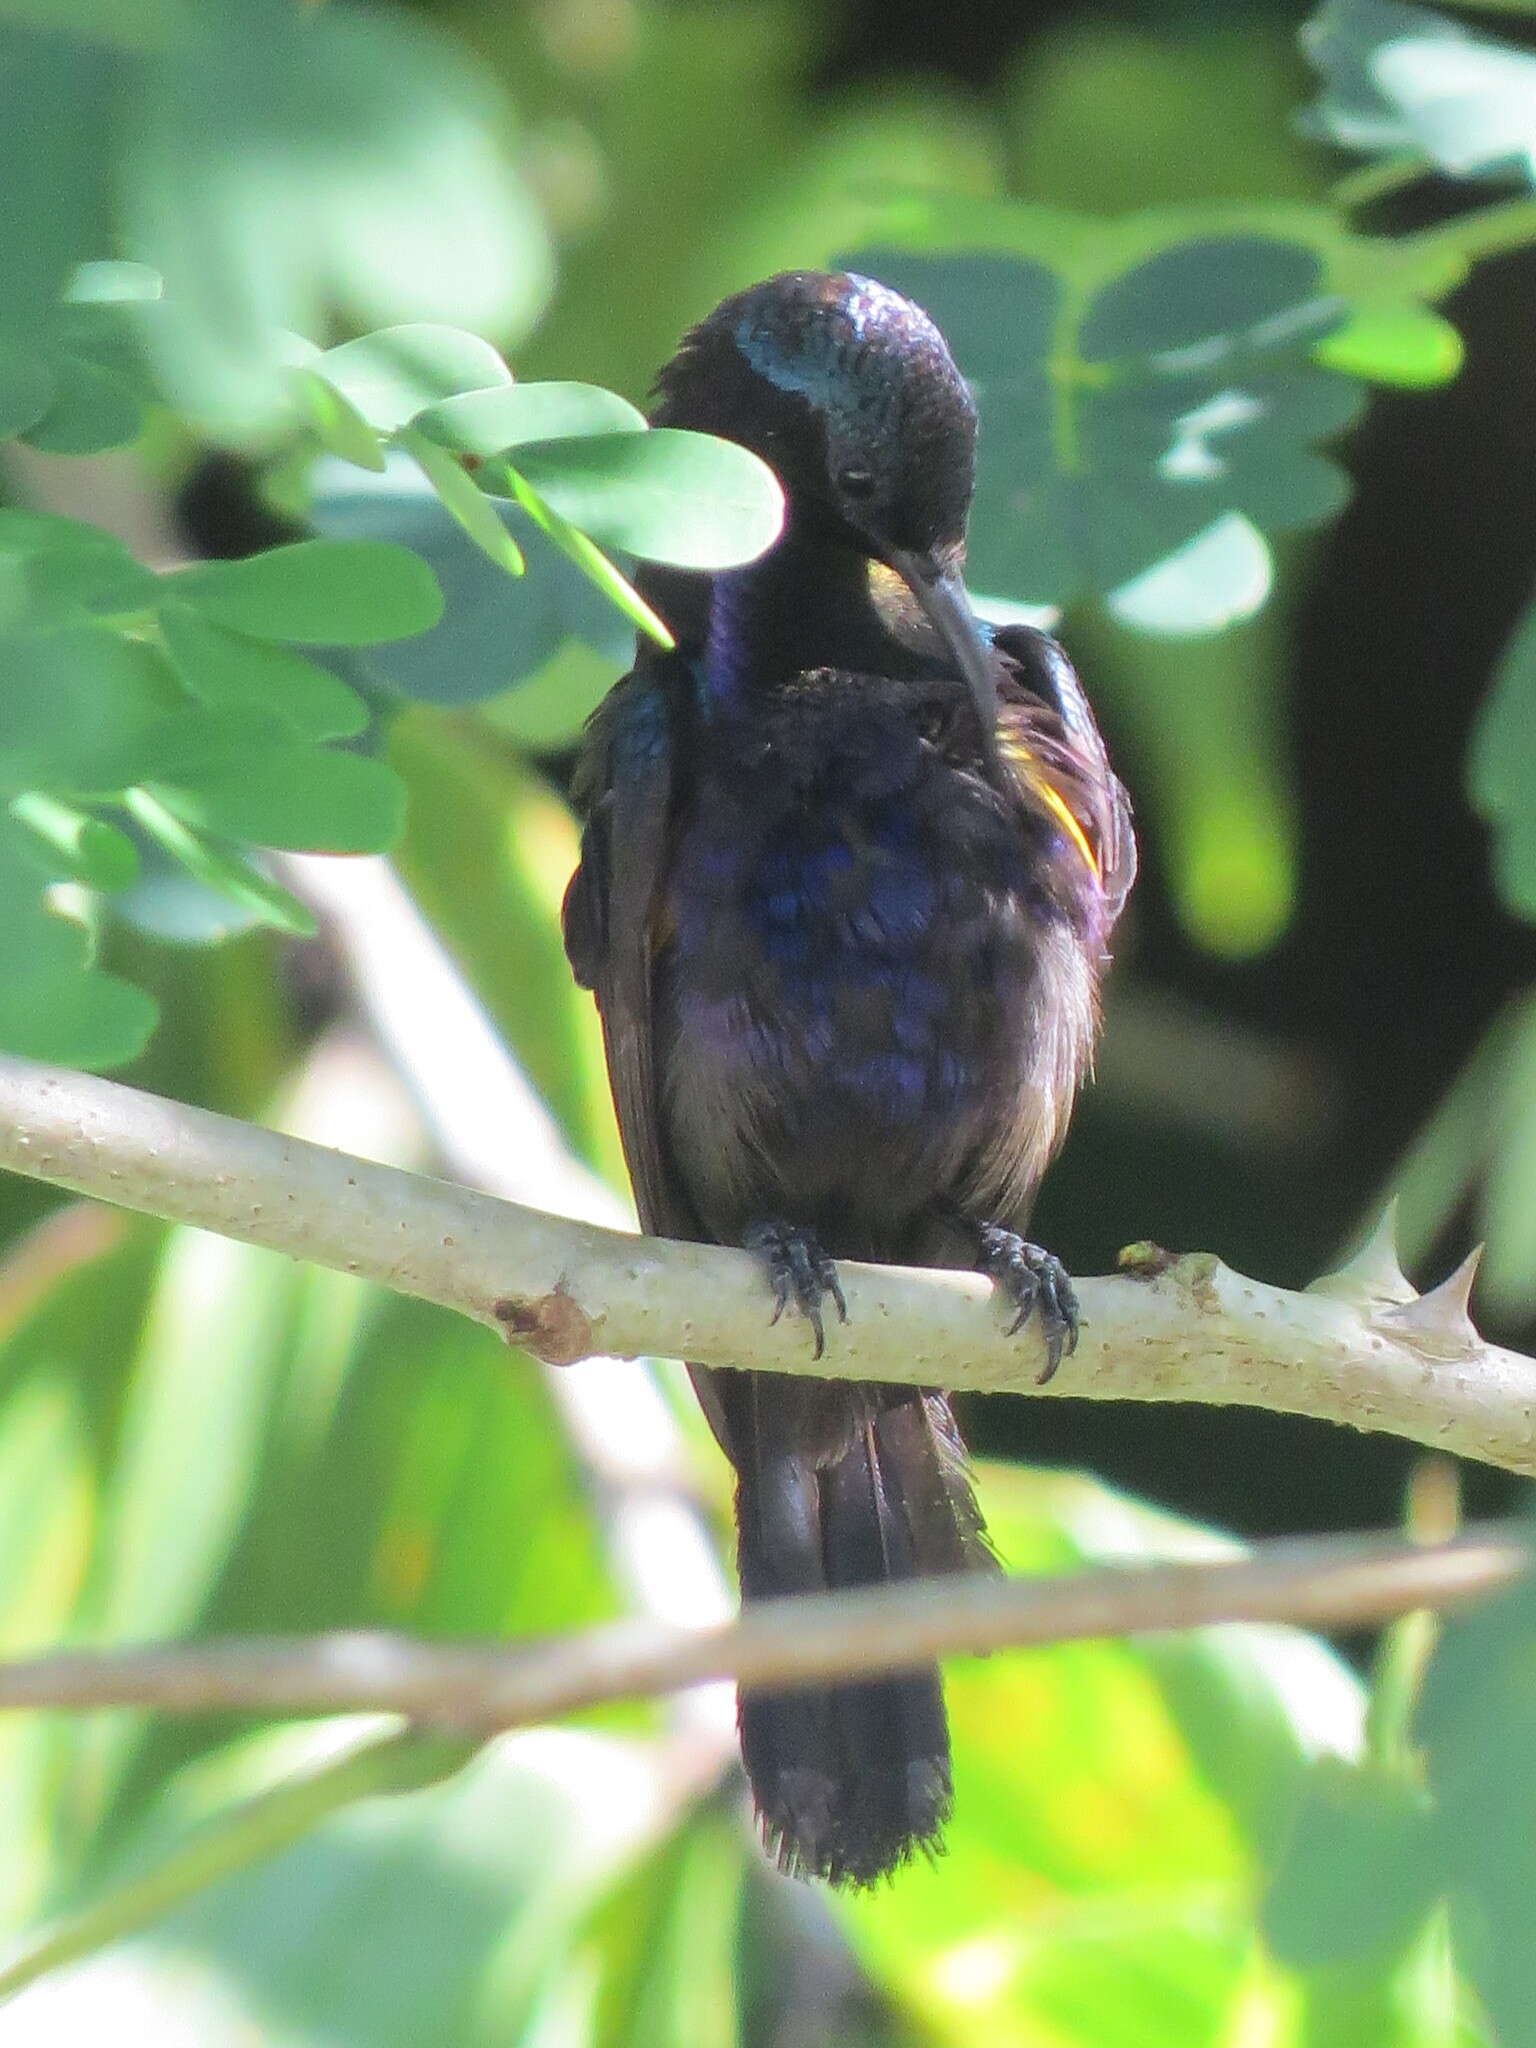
[975,1226,1079,1383]
[745,1219,847,1361]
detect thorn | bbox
[1308,1200,1415,1307]
[1380,1245,1484,1358]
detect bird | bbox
[562,269,1134,1887]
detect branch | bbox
[1,1054,1533,1471]
[0,1524,1523,1726]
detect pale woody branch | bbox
[0,1054,1533,1473]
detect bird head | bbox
[652,270,999,743]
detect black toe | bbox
[745,1220,848,1360]
[974,1226,1079,1384]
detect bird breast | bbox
[656,692,1099,1254]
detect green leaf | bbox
[1302,0,1536,186]
[9,789,139,890]
[308,456,632,705]
[0,344,56,439]
[294,368,388,473]
[844,239,1363,615]
[508,428,784,570]
[167,540,443,647]
[1417,1546,1536,2044]
[1468,596,1536,921]
[21,357,143,455]
[138,713,405,853]
[0,629,175,797]
[1106,513,1273,637]
[1314,304,1465,387]
[119,5,551,432]
[0,828,157,1063]
[394,424,527,579]
[0,26,108,346]
[0,512,158,636]
[839,1467,1368,2048]
[122,789,318,937]
[492,462,676,646]
[314,323,512,434]
[587,1807,746,2048]
[158,606,370,741]
[1262,1757,1439,1967]
[417,381,648,456]
[1078,236,1335,360]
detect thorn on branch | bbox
[1380,1246,1485,1360]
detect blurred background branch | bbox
[0,1522,1523,1724]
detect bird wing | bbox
[990,622,1137,931]
[563,659,700,1245]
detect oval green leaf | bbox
[417,381,647,456]
[507,428,784,569]
[315,323,513,434]
[158,606,370,741]
[395,424,526,578]
[167,541,443,646]
[146,744,405,854]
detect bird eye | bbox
[837,467,877,500]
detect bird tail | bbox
[726,1379,989,1887]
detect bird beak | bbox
[890,549,1001,768]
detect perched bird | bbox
[563,270,1134,1886]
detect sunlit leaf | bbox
[417,382,648,456]
[394,425,527,578]
[839,1468,1368,2048]
[1302,0,1536,185]
[493,461,677,646]
[314,324,512,435]
[508,428,784,571]
[1314,304,1464,387]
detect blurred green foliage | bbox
[0,0,1535,2041]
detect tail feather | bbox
[732,1383,986,1886]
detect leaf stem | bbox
[1407,194,1536,270]
[1329,154,1433,211]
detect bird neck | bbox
[646,514,942,716]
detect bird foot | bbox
[744,1219,847,1361]
[974,1226,1079,1384]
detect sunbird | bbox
[564,270,1134,1885]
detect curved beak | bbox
[890,548,1001,770]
